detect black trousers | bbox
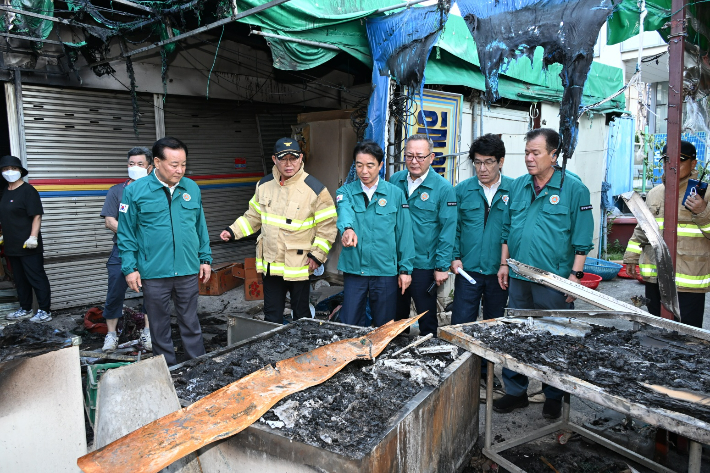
[262,273,311,324]
[645,282,706,328]
[142,275,205,366]
[395,268,439,336]
[7,254,51,312]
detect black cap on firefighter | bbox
[662,140,697,161]
[273,137,302,159]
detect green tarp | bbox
[235,1,626,111]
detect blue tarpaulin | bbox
[359,4,449,179]
[604,116,635,201]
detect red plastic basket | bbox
[580,272,602,290]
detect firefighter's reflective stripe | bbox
[626,240,642,254]
[648,219,705,237]
[638,263,710,288]
[313,237,332,254]
[262,212,315,231]
[249,197,262,215]
[314,206,337,223]
[255,259,309,278]
[236,216,254,236]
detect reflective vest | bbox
[227,164,337,281]
[623,171,710,292]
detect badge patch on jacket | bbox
[336,194,343,202]
[183,193,191,201]
[378,198,387,207]
[119,203,129,213]
[549,195,560,205]
[502,195,509,205]
[421,192,429,201]
[580,205,593,211]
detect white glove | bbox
[0,235,3,245]
[23,236,38,249]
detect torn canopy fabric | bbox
[363,3,449,167]
[7,0,54,49]
[457,0,617,161]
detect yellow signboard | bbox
[406,90,462,184]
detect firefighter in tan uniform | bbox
[221,138,337,323]
[624,141,710,328]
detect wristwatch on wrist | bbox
[435,267,447,272]
[571,270,584,279]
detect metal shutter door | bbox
[21,85,156,309]
[163,96,262,265]
[23,85,156,178]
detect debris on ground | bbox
[0,320,69,362]
[171,321,459,458]
[461,322,710,423]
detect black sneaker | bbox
[543,398,562,419]
[493,394,529,413]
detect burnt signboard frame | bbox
[440,313,710,473]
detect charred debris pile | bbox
[172,320,461,457]
[462,322,710,423]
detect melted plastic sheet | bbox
[458,0,616,160]
[362,3,449,167]
[76,315,423,473]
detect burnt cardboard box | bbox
[199,262,243,296]
[232,258,264,301]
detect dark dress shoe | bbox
[493,393,529,413]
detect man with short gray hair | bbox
[389,134,457,336]
[99,147,154,352]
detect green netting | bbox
[11,0,54,45]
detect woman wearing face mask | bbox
[0,155,53,322]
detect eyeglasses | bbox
[277,156,301,165]
[404,153,432,162]
[473,159,498,168]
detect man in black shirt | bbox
[0,155,52,322]
[99,147,154,352]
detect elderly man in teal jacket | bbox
[495,128,594,420]
[118,137,212,366]
[390,135,456,336]
[336,140,414,327]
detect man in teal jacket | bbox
[390,135,456,336]
[118,137,212,366]
[451,134,512,325]
[495,128,594,419]
[336,140,414,327]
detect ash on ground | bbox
[172,320,461,458]
[461,322,710,423]
[0,320,68,362]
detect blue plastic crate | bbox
[584,257,622,281]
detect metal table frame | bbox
[440,316,709,473]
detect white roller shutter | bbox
[21,85,156,309]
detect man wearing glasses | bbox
[451,134,511,325]
[221,138,337,323]
[624,140,710,327]
[389,135,457,336]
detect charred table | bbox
[170,319,478,473]
[440,310,710,473]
